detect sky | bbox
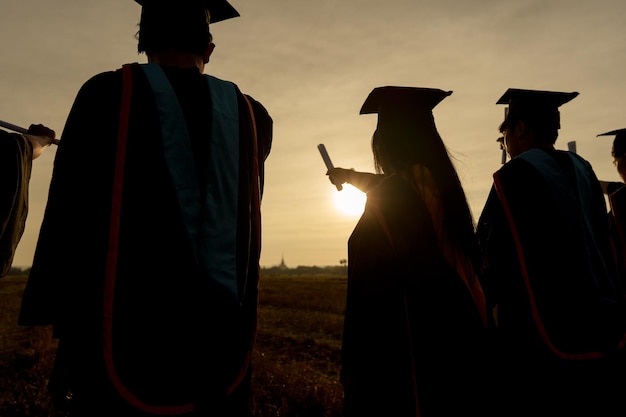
[2,0,626,268]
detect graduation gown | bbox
[340,168,490,417]
[607,184,626,292]
[0,130,33,277]
[477,148,626,416]
[18,63,272,416]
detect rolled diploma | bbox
[318,144,342,191]
[567,141,576,154]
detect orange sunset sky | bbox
[1,0,626,268]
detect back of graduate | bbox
[18,1,272,416]
[340,87,493,417]
[477,88,626,416]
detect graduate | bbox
[340,86,490,417]
[477,89,626,416]
[18,0,272,415]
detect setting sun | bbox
[333,184,366,217]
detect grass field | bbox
[0,273,347,417]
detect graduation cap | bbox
[134,0,240,23]
[360,86,452,128]
[598,128,626,158]
[496,88,578,131]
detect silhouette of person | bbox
[476,89,626,416]
[17,1,272,416]
[597,128,626,291]
[0,124,55,277]
[339,86,490,417]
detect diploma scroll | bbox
[567,141,576,154]
[317,143,342,191]
[0,119,60,145]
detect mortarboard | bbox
[597,128,626,158]
[496,88,578,131]
[360,86,452,127]
[134,0,240,23]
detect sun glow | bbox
[333,184,366,217]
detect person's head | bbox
[598,128,626,183]
[361,87,453,177]
[135,0,239,60]
[496,88,578,158]
[361,86,481,267]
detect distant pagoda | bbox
[278,253,287,269]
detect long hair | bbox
[372,117,481,272]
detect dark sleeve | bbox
[608,181,625,195]
[0,130,33,277]
[243,94,272,196]
[476,184,516,328]
[586,164,621,294]
[19,71,121,327]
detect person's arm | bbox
[327,167,383,193]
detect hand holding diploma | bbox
[25,124,57,160]
[0,119,59,145]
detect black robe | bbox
[0,130,32,277]
[477,148,626,416]
[607,183,626,292]
[18,63,272,416]
[340,171,490,417]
